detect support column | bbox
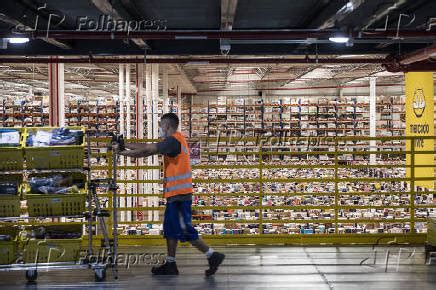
[163,70,169,113]
[118,64,125,222]
[119,65,125,136]
[135,64,144,221]
[48,61,65,127]
[369,77,377,165]
[125,64,132,222]
[177,86,182,130]
[151,64,160,221]
[145,64,153,222]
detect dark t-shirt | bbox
[157,136,181,157]
[157,136,192,203]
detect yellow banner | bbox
[405,72,434,190]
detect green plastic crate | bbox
[0,128,25,171]
[23,238,82,263]
[26,172,86,217]
[24,126,85,170]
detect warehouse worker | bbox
[117,113,225,276]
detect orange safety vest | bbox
[163,131,193,198]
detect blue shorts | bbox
[163,200,199,242]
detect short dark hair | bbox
[161,113,179,129]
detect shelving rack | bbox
[86,135,435,245]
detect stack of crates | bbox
[0,128,24,265]
[22,127,85,263]
[24,127,86,217]
[0,126,86,266]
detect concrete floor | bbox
[0,246,435,289]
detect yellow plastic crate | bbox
[24,127,85,170]
[0,174,22,217]
[428,218,436,246]
[23,238,82,263]
[26,194,86,217]
[0,195,20,217]
[0,128,25,171]
[0,240,17,264]
[0,227,19,265]
[25,172,86,217]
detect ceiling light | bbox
[329,35,349,43]
[7,37,30,44]
[329,31,350,44]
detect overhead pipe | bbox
[399,44,436,65]
[3,29,436,40]
[197,83,401,93]
[0,56,434,72]
[384,58,436,72]
[0,56,386,64]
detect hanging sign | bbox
[405,72,434,189]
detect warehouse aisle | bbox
[0,246,434,289]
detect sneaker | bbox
[205,252,225,276]
[151,262,179,275]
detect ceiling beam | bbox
[319,0,365,29]
[221,0,238,30]
[362,0,407,30]
[90,0,150,50]
[0,13,71,49]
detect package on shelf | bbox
[0,129,20,146]
[29,225,82,239]
[28,173,83,195]
[0,181,19,195]
[26,127,83,147]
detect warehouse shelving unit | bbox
[184,95,403,139]
[0,99,48,127]
[83,134,435,246]
[65,100,119,136]
[1,94,434,245]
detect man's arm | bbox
[117,137,181,158]
[118,143,158,158]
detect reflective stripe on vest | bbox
[181,144,188,155]
[163,182,193,193]
[163,171,192,183]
